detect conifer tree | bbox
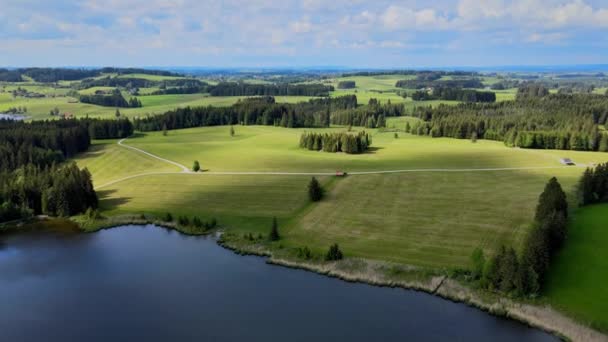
[578,168,595,205]
[268,216,280,241]
[325,243,343,261]
[192,160,200,172]
[308,177,324,202]
[230,125,235,137]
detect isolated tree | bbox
[115,108,121,118]
[394,132,399,139]
[192,160,200,172]
[405,122,411,133]
[230,125,235,137]
[471,131,478,143]
[164,212,173,222]
[325,243,343,261]
[162,123,168,136]
[308,177,324,202]
[268,216,280,241]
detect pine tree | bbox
[471,131,478,143]
[230,125,235,137]
[325,243,343,261]
[115,108,121,118]
[578,168,595,205]
[268,216,280,241]
[192,160,200,172]
[308,177,324,202]
[534,177,568,222]
[162,123,168,136]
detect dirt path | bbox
[99,138,581,189]
[118,138,191,173]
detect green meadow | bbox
[544,204,608,332]
[75,125,608,270]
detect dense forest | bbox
[409,91,608,151]
[411,87,496,102]
[0,118,132,223]
[299,131,371,154]
[208,82,334,96]
[133,95,358,131]
[79,89,142,108]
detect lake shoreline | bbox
[217,232,606,342]
[3,217,605,341]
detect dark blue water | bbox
[0,225,557,341]
[0,113,26,121]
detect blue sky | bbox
[1,0,607,68]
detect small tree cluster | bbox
[299,131,371,154]
[296,246,313,260]
[177,215,217,230]
[578,162,608,206]
[337,81,356,89]
[325,243,343,261]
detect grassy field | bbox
[74,125,608,270]
[543,204,608,332]
[0,93,316,119]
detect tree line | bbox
[0,118,132,171]
[1,67,184,83]
[411,87,496,103]
[396,78,484,89]
[208,82,334,96]
[409,93,608,151]
[330,99,403,127]
[472,177,568,296]
[133,95,358,131]
[578,162,608,206]
[78,77,205,90]
[79,89,142,108]
[299,131,371,154]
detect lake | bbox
[0,225,557,341]
[0,113,26,121]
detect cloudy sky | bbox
[1,0,607,68]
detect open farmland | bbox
[75,125,608,270]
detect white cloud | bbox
[381,5,452,30]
